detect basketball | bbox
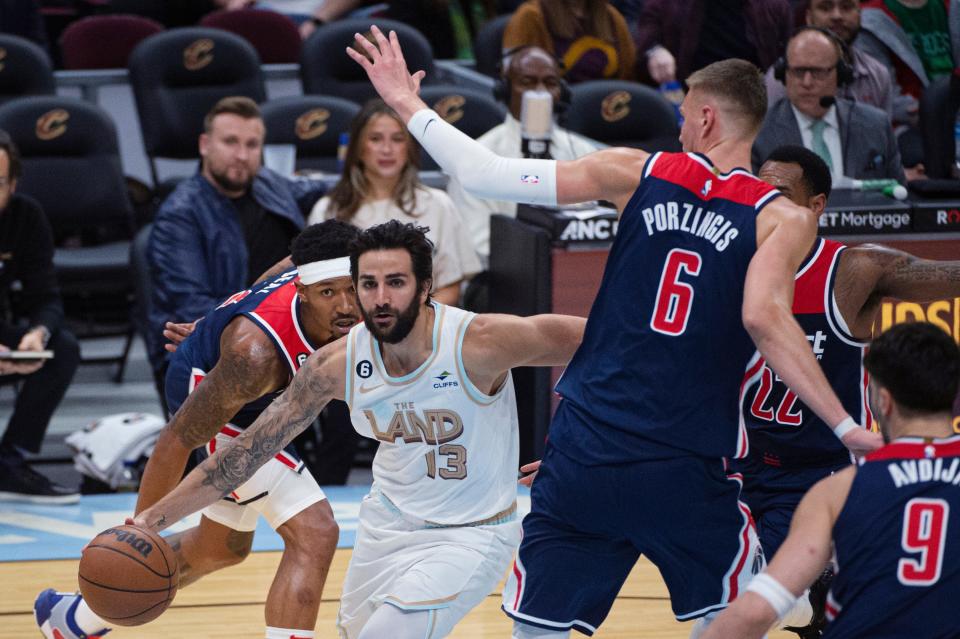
[78,525,179,626]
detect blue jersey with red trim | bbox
[825,436,960,638]
[550,152,780,463]
[740,239,870,468]
[172,268,318,426]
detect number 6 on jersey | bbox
[651,249,702,336]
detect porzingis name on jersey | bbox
[639,201,740,252]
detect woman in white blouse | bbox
[308,99,480,305]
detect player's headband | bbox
[297,256,351,285]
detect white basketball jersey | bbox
[344,303,519,525]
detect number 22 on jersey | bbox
[651,249,702,336]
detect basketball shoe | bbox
[34,589,110,639]
[783,568,833,638]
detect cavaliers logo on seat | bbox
[433,95,466,125]
[600,91,631,123]
[295,108,331,140]
[36,109,69,141]
[183,39,214,71]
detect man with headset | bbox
[752,26,906,184]
[446,45,599,264]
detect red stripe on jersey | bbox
[727,502,754,600]
[792,239,844,315]
[647,153,779,209]
[865,437,960,462]
[208,423,299,468]
[246,281,314,375]
[511,560,523,610]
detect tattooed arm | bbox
[135,318,288,514]
[133,339,347,532]
[838,245,960,338]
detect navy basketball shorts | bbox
[502,445,763,635]
[732,455,848,558]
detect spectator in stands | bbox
[611,0,645,22]
[446,45,600,262]
[146,97,325,397]
[766,1,896,122]
[633,0,792,86]
[858,0,958,125]
[307,99,480,305]
[752,27,907,183]
[503,0,636,83]
[0,131,80,504]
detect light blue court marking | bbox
[0,486,531,562]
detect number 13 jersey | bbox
[344,303,519,525]
[551,152,781,464]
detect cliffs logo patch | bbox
[36,109,69,141]
[600,90,631,122]
[433,94,466,125]
[295,108,330,140]
[183,38,214,71]
[433,370,459,389]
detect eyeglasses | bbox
[786,65,837,81]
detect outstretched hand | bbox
[346,25,428,122]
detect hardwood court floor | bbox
[0,550,795,638]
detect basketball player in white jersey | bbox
[130,220,587,638]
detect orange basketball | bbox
[78,524,179,626]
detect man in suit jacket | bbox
[753,27,906,183]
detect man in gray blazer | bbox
[753,27,906,184]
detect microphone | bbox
[520,89,553,159]
[819,95,836,109]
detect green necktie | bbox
[810,118,833,171]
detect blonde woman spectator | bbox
[308,99,480,305]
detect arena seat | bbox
[0,34,55,105]
[200,9,301,64]
[472,14,511,78]
[0,96,137,380]
[416,84,506,170]
[920,75,960,180]
[260,95,361,174]
[59,14,164,69]
[301,18,437,105]
[128,27,266,186]
[563,80,681,152]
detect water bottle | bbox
[659,81,685,125]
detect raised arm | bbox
[135,320,288,513]
[838,244,960,338]
[133,340,347,532]
[347,26,647,211]
[701,468,854,639]
[745,200,881,456]
[460,313,586,395]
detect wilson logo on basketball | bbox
[101,527,154,558]
[183,39,214,71]
[295,108,330,140]
[600,91,631,122]
[433,95,466,125]
[35,109,69,141]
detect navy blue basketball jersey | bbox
[170,269,320,470]
[551,152,780,463]
[740,238,871,468]
[825,436,960,638]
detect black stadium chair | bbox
[128,27,266,186]
[416,85,506,170]
[260,95,361,174]
[0,34,55,105]
[0,96,137,380]
[563,80,681,153]
[920,75,960,180]
[301,18,437,105]
[472,14,511,78]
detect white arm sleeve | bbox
[407,109,558,207]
